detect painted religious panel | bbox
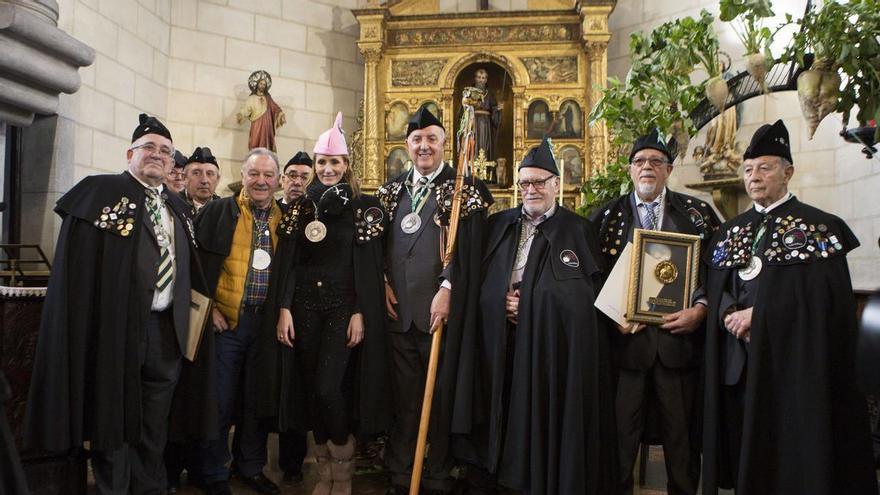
[418,101,442,122]
[386,102,409,141]
[521,56,578,84]
[527,100,551,140]
[559,145,584,188]
[386,147,410,180]
[550,100,583,139]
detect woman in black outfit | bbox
[264,113,388,495]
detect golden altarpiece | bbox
[352,0,615,212]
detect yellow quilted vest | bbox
[214,191,281,328]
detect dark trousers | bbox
[200,310,268,482]
[92,310,182,495]
[386,326,454,492]
[616,362,699,495]
[720,377,746,488]
[294,295,354,446]
[164,440,200,487]
[278,431,307,475]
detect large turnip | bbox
[797,59,841,139]
[746,53,769,93]
[706,76,729,113]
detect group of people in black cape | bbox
[15,105,878,495]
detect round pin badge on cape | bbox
[559,249,580,267]
[364,206,383,225]
[305,220,327,242]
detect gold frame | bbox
[627,229,701,325]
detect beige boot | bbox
[312,442,333,495]
[327,435,356,495]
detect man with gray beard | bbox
[588,129,720,495]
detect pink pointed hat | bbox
[314,111,348,156]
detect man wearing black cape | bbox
[702,119,877,495]
[24,114,214,494]
[588,129,720,495]
[377,107,492,493]
[466,137,616,494]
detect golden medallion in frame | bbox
[627,229,701,325]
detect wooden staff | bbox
[409,104,476,495]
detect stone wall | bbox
[608,0,880,290]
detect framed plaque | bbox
[627,229,701,325]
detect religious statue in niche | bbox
[236,70,286,152]
[462,69,504,162]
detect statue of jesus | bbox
[237,70,286,152]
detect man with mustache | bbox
[194,148,283,495]
[588,129,720,495]
[25,114,212,494]
[182,147,221,216]
[701,120,877,495]
[378,107,491,494]
[279,151,312,209]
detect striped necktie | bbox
[145,188,173,291]
[642,200,660,230]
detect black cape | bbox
[469,206,616,494]
[376,166,493,440]
[255,194,390,436]
[1,372,27,495]
[702,198,877,495]
[24,172,215,452]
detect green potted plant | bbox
[782,0,880,140]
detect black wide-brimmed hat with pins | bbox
[285,151,313,170]
[406,106,444,138]
[743,119,793,163]
[629,128,677,164]
[186,147,219,167]
[519,136,560,176]
[131,113,172,143]
[172,150,187,169]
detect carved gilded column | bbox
[579,3,614,177]
[512,89,525,165]
[359,46,383,187]
[440,90,454,160]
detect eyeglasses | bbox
[284,171,310,181]
[131,142,175,159]
[630,157,670,169]
[516,175,557,191]
[167,170,185,179]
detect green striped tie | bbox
[146,189,173,291]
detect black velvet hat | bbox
[519,136,559,176]
[406,106,444,137]
[172,150,187,169]
[186,147,219,168]
[131,113,172,143]
[743,119,793,163]
[628,128,677,163]
[285,151,313,171]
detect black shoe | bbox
[282,470,304,482]
[203,480,232,495]
[239,472,280,494]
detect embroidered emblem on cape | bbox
[93,195,138,237]
[687,207,705,228]
[560,249,580,268]
[762,216,844,262]
[364,206,383,225]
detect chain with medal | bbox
[252,211,273,270]
[738,215,768,281]
[305,185,344,243]
[147,190,171,248]
[401,175,431,235]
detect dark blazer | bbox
[192,195,241,297]
[590,189,721,370]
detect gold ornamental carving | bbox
[389,24,579,48]
[391,59,448,87]
[353,2,615,206]
[521,56,578,84]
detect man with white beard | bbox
[588,129,720,495]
